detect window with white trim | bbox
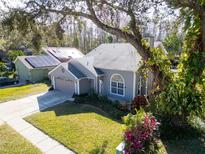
[110,74,125,96]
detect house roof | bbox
[16,55,60,69]
[68,63,87,79]
[86,43,142,72]
[15,56,33,69]
[74,56,104,76]
[26,55,60,68]
[42,47,84,62]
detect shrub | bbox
[131,96,149,113]
[154,80,203,127]
[74,93,128,120]
[123,108,160,154]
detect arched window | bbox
[110,74,125,96]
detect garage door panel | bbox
[55,78,75,95]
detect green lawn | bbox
[25,103,167,154]
[0,83,49,103]
[0,124,41,154]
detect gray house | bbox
[49,43,154,101]
[15,47,84,83]
[15,55,60,82]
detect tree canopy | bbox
[2,0,205,121]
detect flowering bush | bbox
[123,108,160,154]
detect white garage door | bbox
[55,78,75,95]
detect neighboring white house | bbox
[49,43,154,101]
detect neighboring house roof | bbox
[26,55,60,68]
[86,43,142,72]
[15,56,33,69]
[42,47,84,62]
[154,41,168,55]
[15,55,60,69]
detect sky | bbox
[0,0,25,10]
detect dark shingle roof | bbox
[94,68,104,75]
[68,63,87,79]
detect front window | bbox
[111,74,125,96]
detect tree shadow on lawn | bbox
[42,101,123,123]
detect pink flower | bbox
[124,148,131,154]
[124,130,132,141]
[133,139,142,150]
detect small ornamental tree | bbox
[6,50,25,62]
[123,108,160,154]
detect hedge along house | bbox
[15,55,60,83]
[49,43,155,101]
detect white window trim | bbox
[110,74,125,97]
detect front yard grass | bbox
[26,103,123,154]
[0,124,41,154]
[0,83,49,103]
[25,102,167,154]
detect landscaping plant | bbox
[123,108,160,154]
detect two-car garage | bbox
[54,78,75,96]
[49,62,95,97]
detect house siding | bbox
[15,59,56,83]
[99,68,135,101]
[49,65,76,81]
[30,68,53,82]
[15,59,31,82]
[71,61,97,90]
[79,78,94,94]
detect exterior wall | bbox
[15,60,31,82]
[99,68,135,101]
[71,61,97,91]
[49,65,76,81]
[49,65,77,94]
[79,78,94,94]
[30,67,53,82]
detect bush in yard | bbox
[74,93,128,120]
[131,96,149,113]
[123,108,160,154]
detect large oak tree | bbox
[3,0,205,90]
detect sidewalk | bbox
[7,117,74,154]
[0,91,75,154]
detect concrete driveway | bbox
[0,90,74,154]
[0,90,73,121]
